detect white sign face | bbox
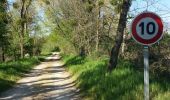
[131,11,163,45]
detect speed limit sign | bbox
[131,11,164,100]
[131,11,163,45]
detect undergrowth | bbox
[0,57,40,93]
[63,54,170,100]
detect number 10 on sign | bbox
[139,22,156,35]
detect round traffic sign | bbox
[131,11,163,45]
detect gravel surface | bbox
[0,54,80,100]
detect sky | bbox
[7,0,14,4]
[130,0,170,20]
[130,0,170,31]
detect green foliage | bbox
[63,55,170,100]
[42,0,50,5]
[0,0,9,61]
[44,0,118,56]
[98,0,104,6]
[0,57,40,93]
[110,0,124,13]
[41,8,78,54]
[0,0,8,44]
[86,3,94,12]
[13,2,19,9]
[51,47,60,52]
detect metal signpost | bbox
[131,11,163,100]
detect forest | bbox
[0,0,170,100]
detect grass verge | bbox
[62,54,170,100]
[0,57,40,93]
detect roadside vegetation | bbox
[0,57,40,93]
[63,55,170,100]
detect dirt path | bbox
[0,53,80,100]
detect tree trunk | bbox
[80,46,86,57]
[108,0,131,71]
[20,0,25,59]
[121,33,126,54]
[96,6,100,52]
[20,22,25,58]
[19,0,32,58]
[0,47,5,62]
[13,48,17,61]
[20,41,24,59]
[2,46,5,62]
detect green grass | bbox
[0,57,40,93]
[63,55,170,100]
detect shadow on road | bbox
[0,53,80,100]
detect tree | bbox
[108,0,132,71]
[12,0,33,58]
[0,0,9,62]
[42,0,116,56]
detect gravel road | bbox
[0,53,80,100]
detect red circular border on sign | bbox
[131,12,163,45]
